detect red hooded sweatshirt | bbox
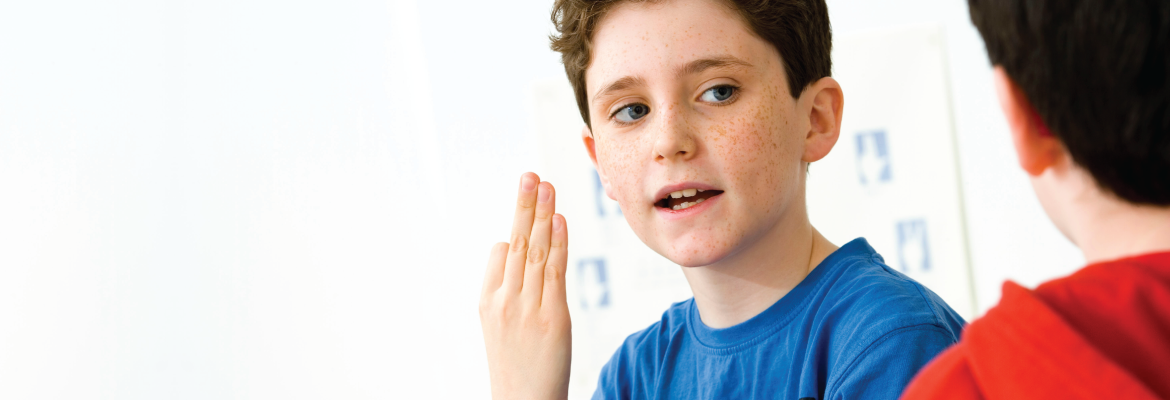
[901,251,1170,400]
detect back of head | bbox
[549,0,832,127]
[968,0,1170,205]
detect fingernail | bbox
[553,215,564,231]
[521,175,536,192]
[538,183,551,203]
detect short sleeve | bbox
[826,325,957,400]
[589,314,674,400]
[591,359,621,400]
[591,341,633,400]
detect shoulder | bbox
[1035,250,1170,301]
[595,299,691,394]
[816,246,965,344]
[813,241,967,396]
[900,343,983,400]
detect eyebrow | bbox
[592,76,649,108]
[676,56,753,77]
[590,56,754,109]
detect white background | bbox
[0,0,1082,398]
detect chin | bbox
[651,234,735,268]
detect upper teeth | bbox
[669,188,702,199]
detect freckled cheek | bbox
[754,115,802,211]
[710,126,772,180]
[712,114,793,210]
[598,138,648,213]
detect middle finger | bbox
[522,182,555,301]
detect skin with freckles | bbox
[582,0,844,328]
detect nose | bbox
[652,103,698,163]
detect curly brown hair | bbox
[549,0,833,127]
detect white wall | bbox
[0,0,1082,399]
[823,0,1083,312]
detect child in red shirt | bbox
[901,0,1170,398]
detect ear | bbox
[582,126,617,200]
[801,77,844,163]
[993,67,1065,176]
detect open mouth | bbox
[655,188,724,211]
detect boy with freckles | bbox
[479,0,965,399]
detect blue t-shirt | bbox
[592,238,965,400]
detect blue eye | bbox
[613,103,650,123]
[700,85,737,103]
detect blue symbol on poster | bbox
[592,169,622,218]
[856,130,892,186]
[896,219,931,273]
[577,258,610,310]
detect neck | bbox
[680,198,837,329]
[1037,162,1170,264]
[1069,195,1170,264]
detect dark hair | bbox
[549,0,832,127]
[969,0,1170,205]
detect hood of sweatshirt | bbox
[963,277,1162,399]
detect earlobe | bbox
[802,77,844,163]
[582,126,618,200]
[993,67,1063,176]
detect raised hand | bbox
[479,172,572,400]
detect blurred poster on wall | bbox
[529,24,974,399]
[807,24,977,320]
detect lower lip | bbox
[656,193,721,220]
